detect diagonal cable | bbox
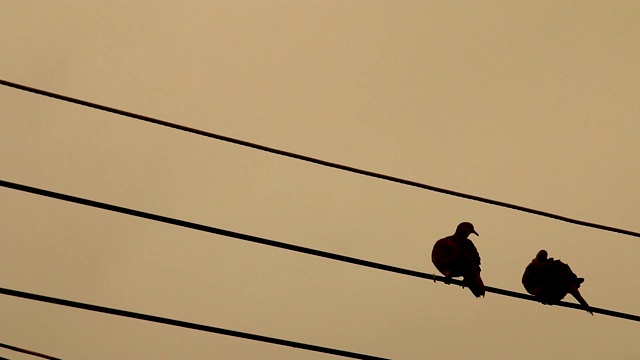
[0,343,61,360]
[0,79,637,238]
[1,179,638,322]
[0,288,388,360]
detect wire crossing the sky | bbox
[0,342,61,360]
[0,288,388,360]
[1,179,638,322]
[0,79,637,238]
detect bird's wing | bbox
[432,237,460,276]
[460,239,481,270]
[522,260,545,296]
[553,260,592,314]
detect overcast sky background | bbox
[1,2,639,359]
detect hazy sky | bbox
[2,2,639,359]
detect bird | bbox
[522,249,593,315]
[432,222,485,297]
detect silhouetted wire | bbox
[1,79,637,238]
[1,179,638,322]
[0,288,388,360]
[0,343,61,360]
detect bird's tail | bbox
[570,288,593,315]
[465,271,485,298]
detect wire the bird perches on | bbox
[1,179,638,322]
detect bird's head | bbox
[455,222,479,238]
[535,249,548,261]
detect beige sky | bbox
[1,1,639,359]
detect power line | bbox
[1,179,638,322]
[0,288,388,360]
[1,79,637,239]
[0,343,61,360]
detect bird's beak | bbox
[473,230,479,236]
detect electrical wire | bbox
[0,79,637,238]
[0,288,388,360]
[1,179,638,322]
[0,343,61,360]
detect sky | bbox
[1,1,639,359]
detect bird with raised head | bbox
[432,222,485,297]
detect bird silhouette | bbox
[432,222,485,297]
[522,250,593,315]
